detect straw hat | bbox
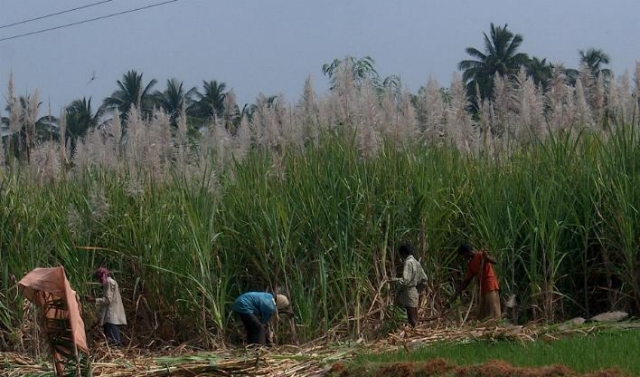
[275,294,290,310]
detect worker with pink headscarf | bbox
[85,267,127,346]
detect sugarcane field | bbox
[2,16,640,376]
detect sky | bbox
[0,0,639,114]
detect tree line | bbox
[0,22,618,162]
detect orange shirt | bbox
[464,251,499,295]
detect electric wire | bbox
[0,0,114,30]
[0,0,179,42]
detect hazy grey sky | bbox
[1,0,639,113]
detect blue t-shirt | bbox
[232,292,276,324]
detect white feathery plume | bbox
[111,109,123,144]
[212,120,231,171]
[397,88,418,149]
[233,115,252,162]
[422,77,446,145]
[379,84,398,142]
[355,80,380,159]
[320,89,340,132]
[23,90,40,161]
[58,110,67,166]
[607,72,620,129]
[251,94,269,148]
[476,94,493,153]
[175,105,189,171]
[562,79,577,134]
[157,110,172,160]
[574,78,595,131]
[89,186,111,221]
[299,75,321,148]
[515,68,546,143]
[579,64,596,107]
[72,133,89,171]
[593,73,606,128]
[125,176,145,198]
[491,74,517,144]
[125,107,145,174]
[223,89,237,130]
[67,204,83,238]
[616,71,633,125]
[208,119,231,170]
[26,89,40,128]
[146,110,168,181]
[87,126,105,169]
[333,58,356,127]
[300,76,319,119]
[29,141,61,183]
[7,74,21,134]
[546,64,570,133]
[103,110,122,170]
[280,99,303,152]
[447,73,475,153]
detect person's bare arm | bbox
[483,252,498,264]
[457,277,471,294]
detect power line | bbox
[0,0,114,30]
[0,0,179,42]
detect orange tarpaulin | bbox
[18,266,89,354]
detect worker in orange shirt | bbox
[455,243,501,320]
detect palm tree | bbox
[102,70,157,121]
[4,95,58,161]
[154,78,197,128]
[565,48,611,86]
[322,55,380,89]
[458,23,530,101]
[580,48,612,79]
[526,57,554,90]
[190,80,227,121]
[65,97,102,156]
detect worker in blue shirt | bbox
[232,292,290,345]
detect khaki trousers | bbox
[479,290,502,320]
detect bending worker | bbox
[456,243,501,320]
[232,292,290,345]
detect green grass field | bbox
[349,328,640,376]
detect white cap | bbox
[275,294,290,310]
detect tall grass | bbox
[1,61,640,349]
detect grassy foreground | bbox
[348,328,640,376]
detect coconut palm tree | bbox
[565,48,611,86]
[458,23,530,102]
[154,78,197,128]
[190,80,228,121]
[3,95,58,161]
[102,70,157,121]
[580,48,612,79]
[322,55,380,90]
[65,97,103,156]
[526,57,554,90]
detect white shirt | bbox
[96,277,127,325]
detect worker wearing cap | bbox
[85,267,127,346]
[232,292,290,345]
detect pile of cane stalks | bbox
[1,341,355,377]
[2,320,637,377]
